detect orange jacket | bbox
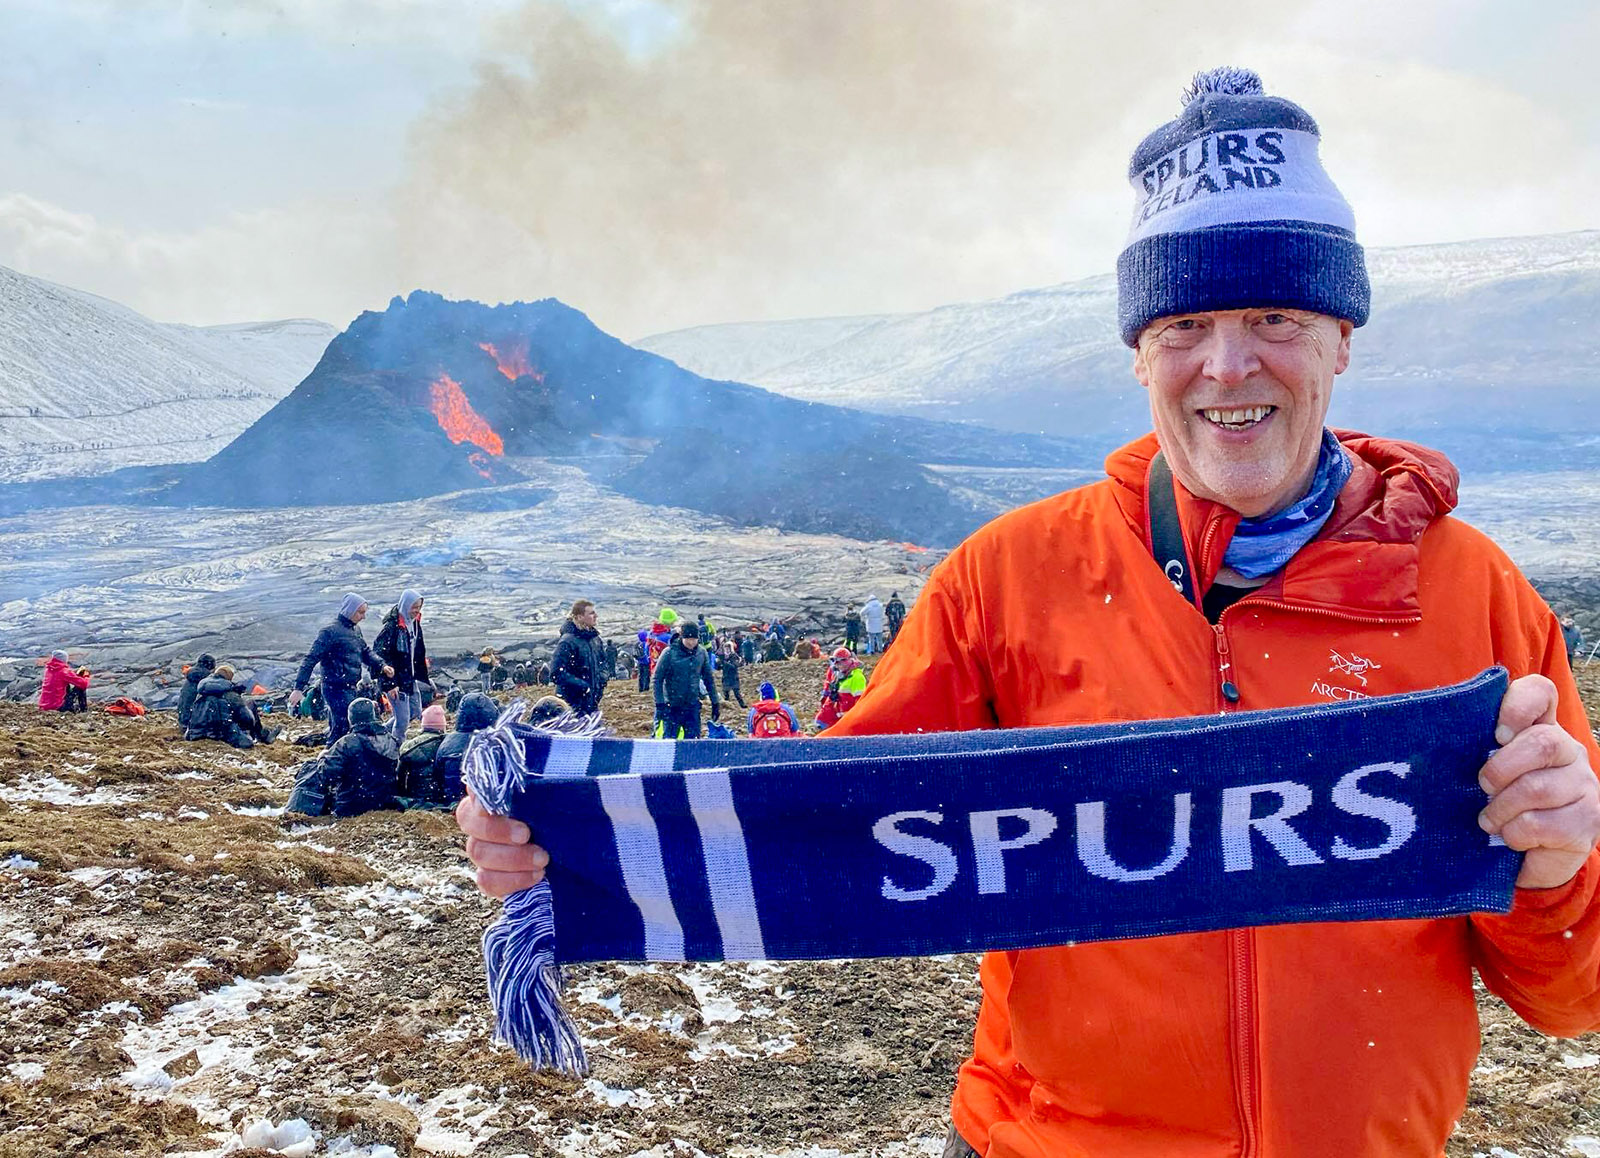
[829,432,1600,1158]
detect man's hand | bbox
[288,690,302,711]
[1478,674,1600,889]
[382,664,395,678]
[456,791,548,897]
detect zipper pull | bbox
[1213,624,1240,705]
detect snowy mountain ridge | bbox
[0,264,336,481]
[636,230,1600,442]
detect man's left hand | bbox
[1478,674,1600,889]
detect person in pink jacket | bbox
[38,650,90,712]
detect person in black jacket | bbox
[552,599,607,715]
[886,591,908,642]
[175,653,216,729]
[321,698,400,817]
[373,589,429,744]
[652,621,719,739]
[431,692,499,807]
[719,637,748,709]
[396,703,448,801]
[290,593,392,747]
[185,664,277,748]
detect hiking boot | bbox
[261,726,282,744]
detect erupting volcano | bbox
[479,341,543,382]
[428,373,504,469]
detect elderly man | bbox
[456,69,1600,1156]
[290,593,392,747]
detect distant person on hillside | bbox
[175,653,216,729]
[862,595,886,655]
[738,630,756,666]
[746,681,800,738]
[397,703,448,801]
[762,633,788,663]
[603,639,619,680]
[321,698,400,817]
[38,650,90,713]
[1563,616,1587,664]
[185,663,278,748]
[477,648,500,693]
[432,692,499,807]
[290,593,392,748]
[553,599,608,715]
[885,591,907,642]
[374,589,430,745]
[843,603,864,652]
[652,621,719,739]
[719,636,748,709]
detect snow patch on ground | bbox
[0,773,139,806]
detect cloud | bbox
[0,192,396,326]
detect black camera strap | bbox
[1147,451,1199,610]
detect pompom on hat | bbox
[1116,66,1370,346]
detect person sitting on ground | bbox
[653,620,719,739]
[185,664,278,748]
[815,648,867,730]
[762,632,788,663]
[746,681,801,738]
[175,653,216,729]
[321,698,400,817]
[444,684,464,713]
[38,650,91,713]
[397,703,448,800]
[431,692,501,807]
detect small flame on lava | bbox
[479,341,544,382]
[428,374,504,462]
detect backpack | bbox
[751,702,796,737]
[104,696,146,716]
[285,759,328,816]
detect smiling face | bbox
[1133,307,1353,518]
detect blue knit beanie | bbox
[1116,66,1370,346]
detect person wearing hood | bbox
[552,599,607,715]
[431,692,499,806]
[861,595,886,654]
[175,653,216,728]
[397,703,448,801]
[320,697,400,817]
[38,650,90,712]
[290,594,392,747]
[815,648,867,730]
[185,664,278,748]
[374,589,430,744]
[652,620,719,739]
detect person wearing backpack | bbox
[746,681,800,738]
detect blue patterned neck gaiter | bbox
[1222,429,1352,579]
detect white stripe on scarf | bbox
[683,768,766,959]
[598,741,685,960]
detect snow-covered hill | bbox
[636,231,1600,443]
[0,266,335,481]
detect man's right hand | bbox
[456,791,549,897]
[288,690,302,711]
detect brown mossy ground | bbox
[1,657,1597,1156]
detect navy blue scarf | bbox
[1223,428,1353,579]
[464,669,1517,1072]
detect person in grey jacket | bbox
[290,593,392,747]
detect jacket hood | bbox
[1104,428,1460,619]
[187,655,216,684]
[561,620,598,640]
[456,692,499,733]
[197,675,235,695]
[382,605,402,627]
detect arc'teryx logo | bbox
[1328,650,1381,688]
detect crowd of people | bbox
[34,587,908,819]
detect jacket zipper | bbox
[1230,926,1260,1158]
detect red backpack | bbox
[751,701,796,737]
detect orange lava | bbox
[428,374,504,458]
[479,341,544,382]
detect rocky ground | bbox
[2,660,1599,1157]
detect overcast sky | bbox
[3,0,1597,338]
